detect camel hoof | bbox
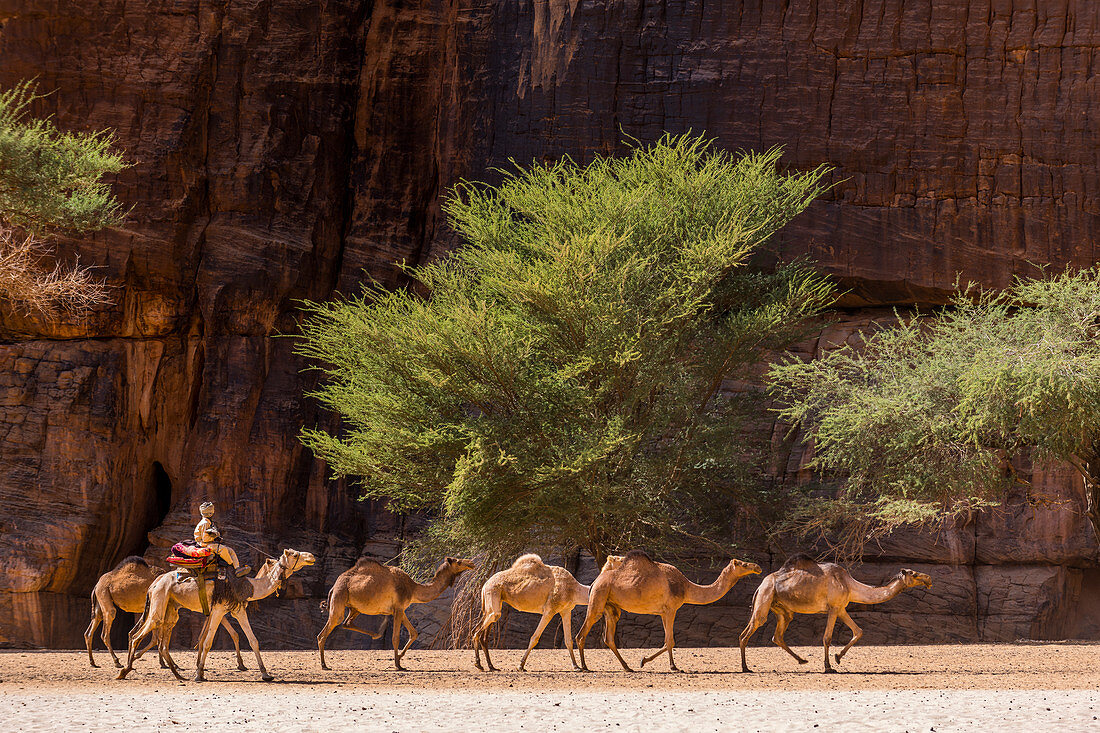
[238,665,248,672]
[115,669,130,680]
[193,674,205,682]
[113,661,123,669]
[823,667,837,674]
[474,663,484,672]
[797,658,808,665]
[670,666,681,673]
[89,661,99,669]
[261,674,274,682]
[320,663,330,671]
[740,667,752,673]
[834,653,843,664]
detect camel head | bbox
[278,548,317,576]
[442,556,476,575]
[898,568,932,589]
[724,558,762,578]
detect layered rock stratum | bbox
[1,1,1098,649]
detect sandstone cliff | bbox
[1,1,1098,649]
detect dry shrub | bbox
[0,225,108,317]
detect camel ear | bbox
[446,556,456,564]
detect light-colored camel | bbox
[117,548,316,682]
[575,550,761,672]
[471,554,623,672]
[317,556,475,671]
[84,555,246,670]
[738,554,932,673]
[127,559,280,672]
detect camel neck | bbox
[847,576,906,605]
[411,567,457,603]
[247,561,285,602]
[683,567,740,606]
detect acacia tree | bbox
[769,267,1100,548]
[0,80,128,315]
[298,134,832,564]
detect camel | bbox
[575,550,761,672]
[471,554,621,672]
[84,555,247,670]
[738,554,932,673]
[117,548,316,682]
[317,556,475,671]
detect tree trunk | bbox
[1081,453,1100,543]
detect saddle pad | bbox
[172,542,213,558]
[166,554,210,568]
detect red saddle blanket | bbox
[172,542,213,558]
[166,555,211,569]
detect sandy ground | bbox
[2,645,1099,730]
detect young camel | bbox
[575,550,761,672]
[317,556,475,671]
[472,554,622,672]
[84,556,246,670]
[738,554,932,673]
[117,548,316,682]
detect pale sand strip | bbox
[1,688,1098,732]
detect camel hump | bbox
[622,549,655,564]
[512,553,544,567]
[352,557,386,571]
[780,553,821,572]
[112,555,150,571]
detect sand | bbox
[2,645,1099,731]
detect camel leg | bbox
[231,607,273,682]
[575,585,610,672]
[771,608,807,665]
[822,609,838,673]
[602,607,633,672]
[192,606,227,682]
[834,608,863,664]
[154,604,180,670]
[640,611,679,671]
[396,609,418,661]
[341,610,384,639]
[118,602,178,680]
[561,610,580,671]
[220,618,247,671]
[317,596,347,671]
[739,583,774,673]
[98,604,123,668]
[519,611,554,672]
[472,605,501,672]
[391,612,405,671]
[85,596,104,668]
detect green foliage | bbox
[769,267,1100,548]
[0,80,128,233]
[299,133,832,563]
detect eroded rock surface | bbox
[1,1,1099,648]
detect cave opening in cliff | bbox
[151,461,172,528]
[108,461,175,649]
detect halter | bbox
[271,551,307,597]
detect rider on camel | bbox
[194,501,251,577]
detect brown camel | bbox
[84,555,245,670]
[471,554,621,672]
[118,548,316,682]
[738,554,932,673]
[575,550,761,672]
[317,556,475,671]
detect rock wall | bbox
[1,0,1099,650]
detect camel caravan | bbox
[91,501,932,681]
